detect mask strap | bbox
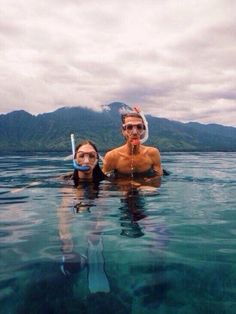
[133,107,149,144]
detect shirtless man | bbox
[103,107,163,178]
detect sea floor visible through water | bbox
[0,152,236,314]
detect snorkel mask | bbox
[71,134,91,171]
[120,105,149,145]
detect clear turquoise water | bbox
[0,152,235,314]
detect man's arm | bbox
[150,147,163,176]
[102,150,116,174]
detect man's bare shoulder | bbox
[142,145,160,155]
[104,145,125,158]
[103,146,125,172]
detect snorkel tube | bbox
[71,134,90,172]
[139,112,149,144]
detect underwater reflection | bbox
[119,187,147,238]
[58,180,110,294]
[113,175,162,240]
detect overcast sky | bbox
[0,0,235,126]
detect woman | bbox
[71,140,106,186]
[59,140,110,293]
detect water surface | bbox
[0,152,235,314]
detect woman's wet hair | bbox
[72,140,106,186]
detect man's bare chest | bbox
[116,152,152,173]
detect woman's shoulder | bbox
[60,172,73,180]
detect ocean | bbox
[0,152,235,314]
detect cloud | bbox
[0,0,235,126]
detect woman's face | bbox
[76,144,98,174]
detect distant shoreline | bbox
[1,104,236,152]
[1,150,236,155]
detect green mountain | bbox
[0,102,236,152]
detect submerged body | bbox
[59,140,110,293]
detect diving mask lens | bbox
[77,152,97,161]
[124,123,144,133]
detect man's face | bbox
[122,116,145,143]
